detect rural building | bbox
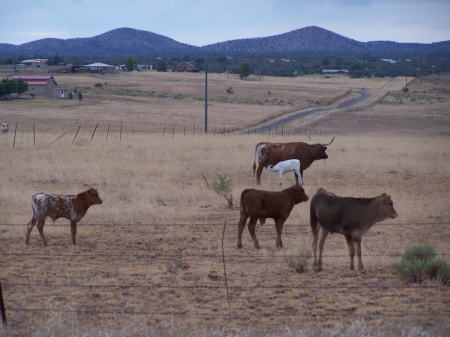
[174,62,197,72]
[53,88,69,99]
[83,62,116,74]
[321,69,349,75]
[380,59,397,64]
[12,75,57,96]
[20,59,48,67]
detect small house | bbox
[12,75,57,96]
[174,62,196,72]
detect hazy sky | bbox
[1,0,449,46]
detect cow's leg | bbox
[36,219,47,246]
[25,216,38,244]
[317,229,329,271]
[278,172,283,185]
[275,217,287,248]
[247,217,260,249]
[311,224,320,270]
[237,214,248,249]
[345,235,356,270]
[355,238,364,272]
[295,168,303,185]
[256,163,264,185]
[70,220,77,245]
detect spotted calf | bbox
[25,188,103,245]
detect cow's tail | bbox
[253,145,258,176]
[309,198,319,231]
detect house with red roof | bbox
[12,75,57,96]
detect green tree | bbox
[157,60,167,72]
[124,57,136,71]
[16,78,29,97]
[322,57,330,66]
[77,91,83,101]
[238,61,251,80]
[68,91,73,100]
[0,78,17,99]
[335,56,343,67]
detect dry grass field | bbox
[1,71,449,336]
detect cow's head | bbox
[290,185,309,204]
[266,164,275,171]
[79,188,103,206]
[309,136,334,160]
[1,123,9,133]
[378,193,398,219]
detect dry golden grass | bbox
[0,72,449,336]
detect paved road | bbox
[247,91,370,134]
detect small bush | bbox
[402,87,409,93]
[94,83,103,88]
[285,247,311,273]
[68,91,73,100]
[201,173,233,208]
[394,244,450,284]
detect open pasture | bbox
[0,73,449,336]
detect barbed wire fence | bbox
[1,221,449,326]
[0,119,351,149]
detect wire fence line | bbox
[1,221,448,324]
[0,120,347,149]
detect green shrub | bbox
[285,247,311,273]
[94,83,103,88]
[393,244,449,285]
[402,244,436,262]
[201,173,233,208]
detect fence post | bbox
[106,123,111,140]
[172,122,175,138]
[12,123,17,149]
[221,221,232,319]
[90,122,99,143]
[33,121,35,147]
[0,279,6,327]
[73,124,81,144]
[120,121,122,141]
[162,125,166,138]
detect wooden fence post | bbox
[12,123,17,149]
[73,124,81,144]
[0,280,7,327]
[120,121,123,141]
[90,122,98,143]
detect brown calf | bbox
[25,188,103,245]
[310,188,398,272]
[237,185,309,249]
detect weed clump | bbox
[393,244,450,284]
[285,247,311,273]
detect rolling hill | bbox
[0,26,448,58]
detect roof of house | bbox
[84,63,115,68]
[12,75,57,86]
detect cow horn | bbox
[322,136,335,147]
[308,136,313,145]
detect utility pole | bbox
[204,63,208,134]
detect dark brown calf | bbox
[237,185,309,249]
[25,188,103,245]
[310,188,398,272]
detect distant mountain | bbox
[202,26,367,54]
[0,26,448,58]
[0,28,199,58]
[202,26,450,55]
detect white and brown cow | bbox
[25,188,103,245]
